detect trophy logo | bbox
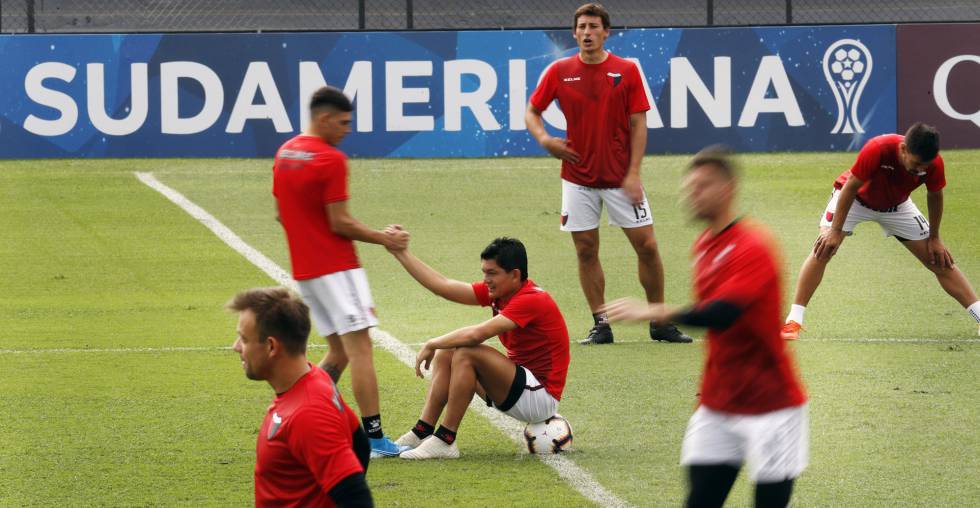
[823,39,873,134]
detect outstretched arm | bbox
[389,248,479,305]
[327,201,407,249]
[814,174,862,260]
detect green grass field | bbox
[2,151,979,507]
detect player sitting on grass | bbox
[781,122,980,339]
[384,235,570,460]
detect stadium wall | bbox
[0,23,973,159]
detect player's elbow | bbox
[330,215,355,237]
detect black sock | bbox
[411,420,435,439]
[361,414,383,439]
[434,425,457,445]
[755,478,795,508]
[592,312,610,327]
[686,464,739,508]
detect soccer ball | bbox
[523,414,573,454]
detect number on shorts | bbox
[633,204,648,220]
[914,215,927,231]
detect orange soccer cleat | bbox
[781,321,803,341]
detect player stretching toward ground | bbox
[385,236,570,460]
[273,86,409,457]
[605,148,808,508]
[229,287,374,508]
[781,123,980,340]
[525,2,690,345]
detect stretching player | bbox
[781,123,980,339]
[605,147,808,508]
[273,86,409,457]
[386,236,570,460]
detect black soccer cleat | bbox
[650,323,693,343]
[579,325,613,345]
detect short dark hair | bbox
[904,122,940,162]
[574,3,610,29]
[227,287,310,355]
[481,237,529,281]
[310,86,353,114]
[688,145,739,180]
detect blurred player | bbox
[781,123,980,339]
[385,236,570,460]
[525,2,690,345]
[604,147,808,508]
[228,287,373,508]
[273,86,409,457]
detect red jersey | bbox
[255,365,363,508]
[834,134,946,210]
[692,220,807,414]
[472,279,570,400]
[529,53,650,189]
[273,135,360,280]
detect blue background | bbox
[0,25,896,158]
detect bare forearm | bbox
[831,179,861,231]
[393,251,453,295]
[525,107,549,145]
[334,219,386,245]
[927,191,943,238]
[628,115,646,176]
[430,325,487,349]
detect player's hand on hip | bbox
[927,236,954,269]
[813,229,844,260]
[602,298,659,322]
[415,342,435,378]
[543,137,581,165]
[621,173,645,205]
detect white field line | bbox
[134,171,630,508]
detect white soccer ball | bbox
[523,414,573,454]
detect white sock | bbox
[787,304,806,325]
[968,301,980,324]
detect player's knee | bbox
[574,242,599,263]
[633,237,660,259]
[450,346,477,367]
[432,349,454,368]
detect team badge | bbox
[268,412,283,439]
[606,72,622,88]
[825,211,834,222]
[561,212,569,226]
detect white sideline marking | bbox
[135,171,630,508]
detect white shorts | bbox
[820,189,931,240]
[560,179,654,232]
[680,404,809,483]
[496,366,559,424]
[296,268,379,337]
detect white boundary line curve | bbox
[134,171,630,508]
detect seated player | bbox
[228,287,373,507]
[385,235,570,459]
[781,122,980,339]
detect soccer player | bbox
[525,2,691,345]
[273,86,410,457]
[229,287,373,508]
[604,147,808,508]
[781,123,980,340]
[384,236,570,460]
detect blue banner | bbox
[0,25,895,158]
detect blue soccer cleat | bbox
[369,436,411,458]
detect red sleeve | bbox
[626,63,650,114]
[849,139,882,181]
[471,281,492,307]
[287,406,364,494]
[499,293,540,328]
[321,152,349,204]
[703,241,777,310]
[529,62,559,113]
[925,155,946,192]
